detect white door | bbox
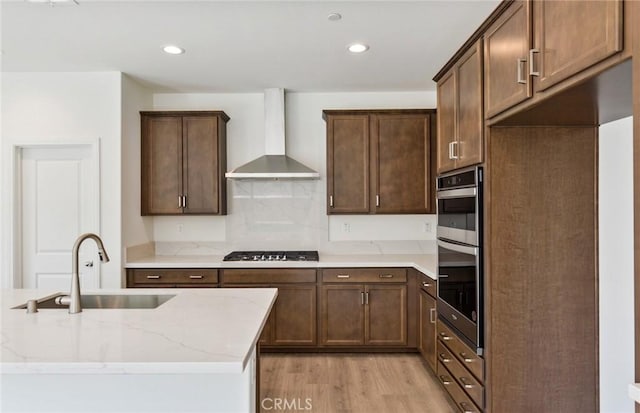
[20,145,100,290]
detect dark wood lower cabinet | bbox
[270,285,317,346]
[320,283,407,347]
[419,288,437,371]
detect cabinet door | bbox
[419,289,437,372]
[436,70,457,174]
[456,41,484,169]
[141,115,183,215]
[271,285,317,346]
[533,0,622,92]
[182,116,220,214]
[320,285,365,345]
[372,114,430,214]
[326,115,370,214]
[484,0,532,118]
[365,284,407,346]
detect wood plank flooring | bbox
[260,354,457,413]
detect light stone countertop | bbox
[630,383,640,404]
[125,253,437,279]
[0,288,277,375]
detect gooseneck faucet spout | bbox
[57,233,110,314]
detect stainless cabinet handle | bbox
[451,141,459,160]
[438,353,451,363]
[329,195,334,208]
[375,195,380,207]
[439,332,452,341]
[361,292,365,305]
[146,275,161,279]
[448,141,454,160]
[182,195,187,208]
[439,375,452,385]
[459,352,474,363]
[379,274,393,278]
[460,402,477,413]
[459,377,474,389]
[337,274,350,279]
[517,58,527,84]
[178,196,182,208]
[365,291,369,305]
[422,282,432,287]
[430,308,436,324]
[189,275,204,279]
[529,48,540,77]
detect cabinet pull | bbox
[439,332,452,341]
[379,274,394,278]
[146,275,161,279]
[451,141,459,160]
[182,195,187,208]
[448,141,454,160]
[365,291,369,305]
[438,353,451,363]
[422,282,432,287]
[516,58,527,84]
[459,352,474,363]
[529,49,540,77]
[459,377,474,389]
[336,274,350,279]
[439,375,452,385]
[189,275,204,279]
[459,402,477,413]
[430,308,436,324]
[375,195,380,207]
[361,292,365,305]
[178,196,182,208]
[329,195,334,208]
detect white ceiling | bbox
[1,1,500,93]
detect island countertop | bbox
[126,253,438,279]
[1,288,277,375]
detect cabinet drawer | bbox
[131,269,218,285]
[437,361,481,413]
[437,320,484,382]
[438,341,484,408]
[322,268,407,283]
[419,273,437,298]
[222,269,316,284]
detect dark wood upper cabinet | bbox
[533,0,623,92]
[437,40,483,174]
[484,0,532,119]
[324,109,436,215]
[141,111,229,215]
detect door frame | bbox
[5,140,101,289]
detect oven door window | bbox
[437,196,476,233]
[438,245,477,322]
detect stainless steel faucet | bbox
[55,233,110,314]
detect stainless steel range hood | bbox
[225,88,320,179]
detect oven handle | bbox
[436,187,476,199]
[437,239,478,256]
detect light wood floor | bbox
[260,354,457,413]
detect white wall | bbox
[121,75,154,253]
[1,72,123,288]
[151,91,437,247]
[599,116,634,413]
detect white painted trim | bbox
[9,140,101,289]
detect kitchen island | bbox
[0,288,277,413]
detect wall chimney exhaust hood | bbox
[225,88,320,179]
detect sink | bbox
[12,293,175,310]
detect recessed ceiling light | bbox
[163,45,185,55]
[348,43,369,54]
[327,13,342,21]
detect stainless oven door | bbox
[437,239,482,352]
[436,187,478,246]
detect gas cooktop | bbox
[223,251,319,262]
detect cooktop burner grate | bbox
[223,251,319,262]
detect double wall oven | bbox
[436,166,484,355]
